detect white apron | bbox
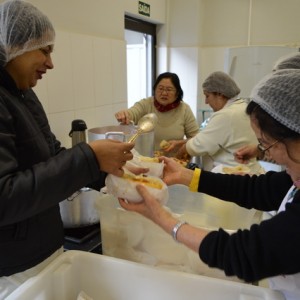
[268,185,300,300]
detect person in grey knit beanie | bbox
[202,71,241,99]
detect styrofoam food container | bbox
[7,250,284,300]
[105,173,169,204]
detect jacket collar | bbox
[0,66,25,98]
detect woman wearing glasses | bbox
[235,52,300,164]
[115,72,199,156]
[120,69,300,300]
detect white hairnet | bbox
[0,0,55,66]
[250,69,300,134]
[202,71,241,99]
[273,52,300,71]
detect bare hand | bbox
[118,185,169,222]
[125,161,149,175]
[88,139,134,176]
[163,140,186,153]
[176,143,189,159]
[234,144,258,164]
[159,156,194,186]
[115,110,131,124]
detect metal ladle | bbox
[128,113,158,143]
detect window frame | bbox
[125,15,157,93]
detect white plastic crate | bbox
[7,250,284,300]
[96,184,262,282]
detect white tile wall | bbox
[33,30,128,149]
[47,32,74,114]
[93,38,114,107]
[70,33,95,111]
[111,40,127,104]
[168,47,199,117]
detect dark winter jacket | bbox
[198,170,300,282]
[0,67,105,276]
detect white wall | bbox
[1,0,300,147]
[163,0,300,119]
[34,31,128,148]
[26,0,167,148]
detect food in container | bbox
[128,149,164,177]
[159,139,171,150]
[222,164,251,174]
[105,172,169,204]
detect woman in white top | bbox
[177,71,260,172]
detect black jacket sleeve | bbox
[197,171,300,282]
[198,170,292,211]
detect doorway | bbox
[125,16,156,108]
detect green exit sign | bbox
[138,1,150,17]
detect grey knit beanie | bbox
[202,71,241,99]
[273,52,300,71]
[250,69,300,134]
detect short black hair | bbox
[153,72,184,102]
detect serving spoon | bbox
[128,113,158,143]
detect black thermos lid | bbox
[69,119,87,137]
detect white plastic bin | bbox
[7,250,284,300]
[96,185,262,282]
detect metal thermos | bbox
[60,118,100,228]
[69,119,87,146]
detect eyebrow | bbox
[157,85,175,89]
[45,45,54,52]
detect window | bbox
[125,16,156,107]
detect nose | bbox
[46,54,54,69]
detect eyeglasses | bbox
[257,140,279,155]
[157,86,176,94]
